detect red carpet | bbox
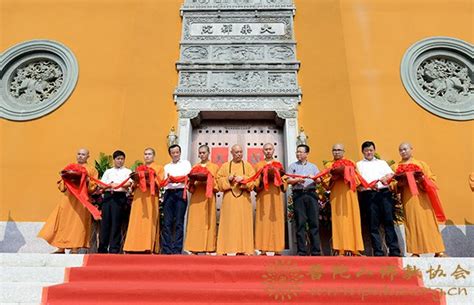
[42,255,445,305]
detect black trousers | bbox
[161,189,188,254]
[293,191,321,256]
[98,192,127,254]
[358,189,401,256]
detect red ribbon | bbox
[161,175,189,199]
[61,164,101,220]
[240,161,284,191]
[135,165,157,196]
[188,166,214,198]
[394,163,446,222]
[330,159,371,191]
[90,176,131,190]
[422,177,446,222]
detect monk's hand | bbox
[228,175,235,182]
[315,177,322,183]
[234,176,244,183]
[297,177,305,184]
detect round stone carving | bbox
[401,37,473,121]
[1,40,79,121]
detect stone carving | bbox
[184,0,292,6]
[268,73,296,88]
[417,58,472,104]
[176,96,300,111]
[1,40,79,121]
[212,45,264,61]
[179,109,200,119]
[9,60,63,105]
[183,16,292,41]
[210,101,259,110]
[211,71,264,89]
[401,36,473,121]
[180,72,207,88]
[296,126,308,145]
[190,22,285,37]
[182,46,209,60]
[167,126,179,147]
[275,110,297,119]
[268,45,294,60]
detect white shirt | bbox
[101,166,132,192]
[164,159,192,189]
[356,158,393,190]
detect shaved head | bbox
[231,144,243,162]
[263,143,275,160]
[76,148,90,164]
[398,142,413,161]
[332,143,345,160]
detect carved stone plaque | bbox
[401,37,473,121]
[0,40,78,121]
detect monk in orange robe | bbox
[38,148,98,254]
[184,145,219,254]
[216,144,256,255]
[323,144,364,256]
[123,148,164,253]
[393,142,446,257]
[254,143,287,255]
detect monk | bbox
[393,142,446,257]
[324,144,364,256]
[254,143,287,255]
[38,148,98,254]
[216,144,256,255]
[184,145,219,254]
[123,148,163,253]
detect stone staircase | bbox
[0,254,84,305]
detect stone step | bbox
[0,254,85,304]
[0,253,84,267]
[1,266,66,283]
[0,282,54,303]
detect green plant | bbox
[130,160,143,172]
[95,152,112,179]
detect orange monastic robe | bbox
[38,163,98,249]
[184,161,219,252]
[324,159,364,253]
[393,158,445,254]
[216,160,256,255]
[254,160,287,253]
[123,162,164,253]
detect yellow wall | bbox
[1,0,473,224]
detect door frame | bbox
[176,106,300,255]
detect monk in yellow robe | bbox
[394,142,446,257]
[254,143,287,255]
[216,144,256,255]
[123,148,164,253]
[324,144,364,256]
[184,145,219,254]
[38,148,98,254]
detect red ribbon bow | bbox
[61,164,101,220]
[188,165,215,198]
[135,165,157,196]
[395,163,446,222]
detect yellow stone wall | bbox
[1,0,472,224]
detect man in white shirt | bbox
[98,150,132,254]
[162,144,192,254]
[356,141,401,257]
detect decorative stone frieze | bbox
[0,40,79,121]
[401,37,473,121]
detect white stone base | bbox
[402,257,474,305]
